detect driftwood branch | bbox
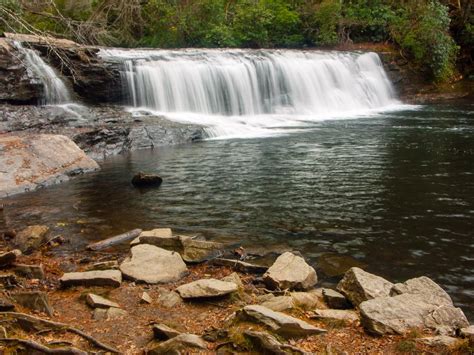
[0,338,87,355]
[0,312,119,353]
[86,229,142,251]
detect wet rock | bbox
[359,293,469,335]
[153,324,181,340]
[141,292,152,304]
[244,330,306,354]
[322,288,351,309]
[181,238,224,263]
[10,291,53,316]
[0,297,15,311]
[0,135,99,198]
[290,291,322,310]
[86,293,120,309]
[130,229,179,251]
[14,225,49,254]
[211,258,268,274]
[336,267,393,307]
[390,276,453,305]
[176,279,238,299]
[417,335,461,348]
[263,252,317,291]
[13,264,45,279]
[239,305,326,338]
[120,244,187,284]
[86,260,119,271]
[317,253,367,277]
[0,250,21,268]
[131,172,163,188]
[60,269,122,288]
[222,272,243,289]
[310,309,359,323]
[158,289,183,308]
[460,326,474,345]
[261,296,295,312]
[148,333,207,354]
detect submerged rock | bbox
[131,172,163,188]
[239,305,326,338]
[336,267,393,307]
[148,333,207,354]
[263,252,317,291]
[14,225,49,254]
[120,244,187,284]
[176,279,238,299]
[60,269,122,288]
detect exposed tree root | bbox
[0,338,87,354]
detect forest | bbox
[0,0,472,83]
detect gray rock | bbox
[240,305,326,338]
[14,225,49,254]
[0,135,99,198]
[86,260,119,271]
[86,293,120,308]
[221,272,243,289]
[130,228,176,248]
[10,291,53,316]
[417,335,461,348]
[290,291,322,310]
[148,333,207,354]
[359,293,469,335]
[244,330,307,354]
[0,325,7,338]
[390,276,453,306]
[460,325,474,345]
[180,238,224,263]
[322,288,351,309]
[176,279,238,299]
[0,250,21,267]
[92,308,107,320]
[60,269,122,288]
[263,252,317,291]
[310,309,359,323]
[159,290,183,308]
[153,324,181,340]
[120,244,187,284]
[141,292,152,304]
[261,296,295,312]
[13,264,45,279]
[93,307,127,320]
[211,258,268,274]
[131,172,163,188]
[336,267,393,307]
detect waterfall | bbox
[13,41,71,105]
[100,48,403,138]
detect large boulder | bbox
[0,135,99,198]
[390,276,453,305]
[239,305,326,338]
[120,244,187,284]
[60,270,122,288]
[336,267,393,307]
[176,279,238,299]
[359,293,469,335]
[263,252,317,291]
[14,225,49,254]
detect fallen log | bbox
[0,312,119,353]
[86,229,142,251]
[0,338,87,354]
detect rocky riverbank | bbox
[0,225,472,353]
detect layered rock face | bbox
[0,134,99,197]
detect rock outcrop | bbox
[0,134,99,198]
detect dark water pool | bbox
[1,104,473,319]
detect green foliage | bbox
[232,0,273,47]
[312,0,341,46]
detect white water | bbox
[14,41,71,105]
[100,48,407,138]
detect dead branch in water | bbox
[86,228,142,251]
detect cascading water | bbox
[100,48,404,138]
[13,41,71,105]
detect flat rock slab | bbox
[60,270,122,288]
[153,324,181,340]
[261,296,295,312]
[0,134,99,198]
[120,244,187,284]
[290,291,322,310]
[240,305,326,338]
[13,264,45,279]
[86,260,119,271]
[263,252,317,291]
[148,334,207,354]
[337,267,393,307]
[130,228,178,250]
[86,293,120,308]
[176,279,238,299]
[310,309,359,322]
[0,250,21,268]
[359,293,469,335]
[93,307,127,320]
[417,336,461,348]
[10,291,53,316]
[180,238,224,263]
